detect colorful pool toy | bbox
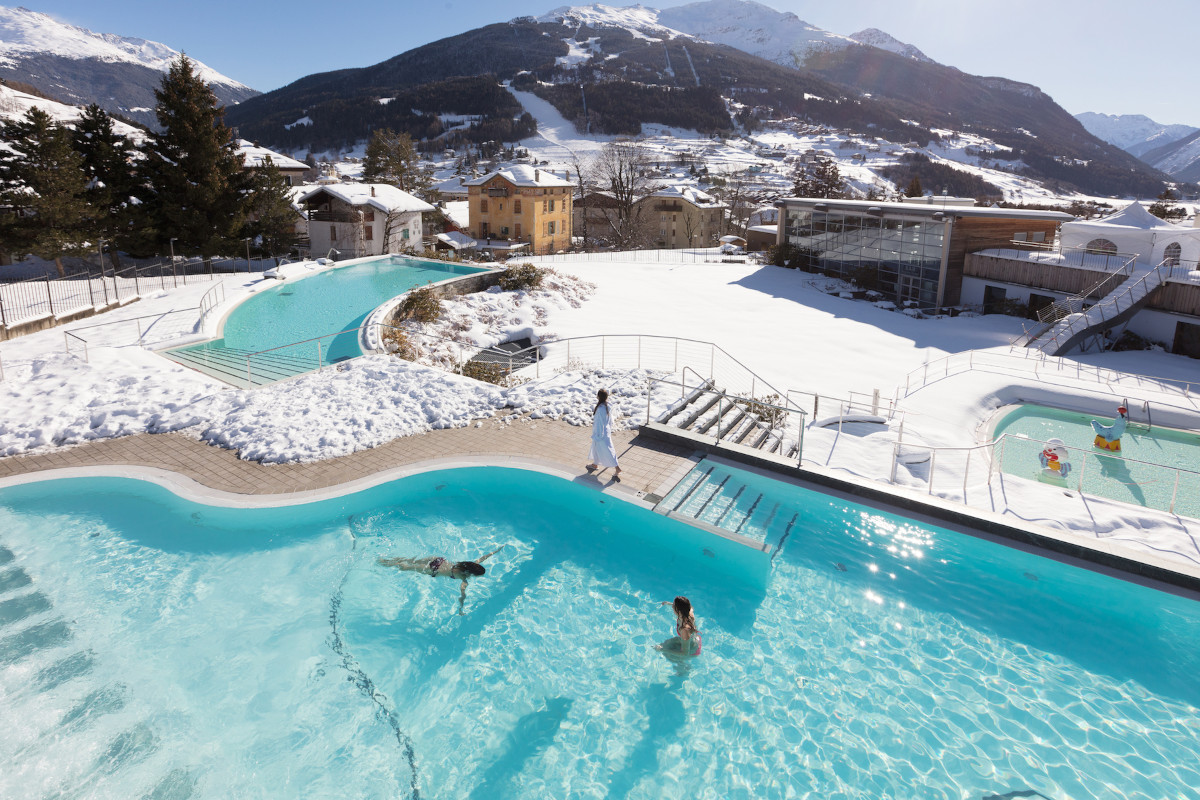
[1039,438,1072,481]
[1091,406,1128,451]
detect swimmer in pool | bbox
[378,546,504,613]
[656,596,701,657]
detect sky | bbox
[24,0,1200,126]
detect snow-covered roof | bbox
[433,176,470,195]
[443,200,470,229]
[464,165,573,188]
[236,140,308,172]
[296,183,435,214]
[436,231,477,250]
[648,185,725,208]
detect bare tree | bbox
[586,141,658,250]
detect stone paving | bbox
[0,415,698,500]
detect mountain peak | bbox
[657,0,854,66]
[0,5,249,90]
[848,28,933,63]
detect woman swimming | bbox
[378,545,504,613]
[658,596,701,657]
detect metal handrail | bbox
[896,432,1200,517]
[1035,262,1166,353]
[198,282,226,328]
[903,348,1200,400]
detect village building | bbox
[236,140,309,186]
[297,183,433,259]
[635,186,725,249]
[465,166,573,255]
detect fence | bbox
[892,432,1200,521]
[62,307,204,361]
[1,255,279,333]
[901,348,1200,400]
[527,248,757,266]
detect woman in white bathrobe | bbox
[586,388,622,480]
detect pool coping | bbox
[640,425,1200,599]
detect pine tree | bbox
[141,54,251,258]
[905,176,924,198]
[791,157,845,199]
[246,156,299,261]
[0,107,92,276]
[73,104,138,267]
[361,129,432,197]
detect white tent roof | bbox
[1091,202,1182,231]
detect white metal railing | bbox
[198,282,226,329]
[892,432,1200,519]
[1028,262,1168,354]
[902,348,1200,401]
[61,307,204,361]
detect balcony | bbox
[307,210,360,223]
[487,188,510,197]
[655,202,684,212]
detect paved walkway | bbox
[0,416,698,500]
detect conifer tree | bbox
[791,157,845,199]
[246,156,299,262]
[361,128,432,197]
[141,54,250,258]
[904,176,924,198]
[73,104,138,267]
[0,107,92,276]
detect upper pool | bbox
[1,467,1198,799]
[166,256,488,385]
[992,403,1200,518]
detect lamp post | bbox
[169,237,177,263]
[245,238,252,273]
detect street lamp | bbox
[244,237,253,273]
[169,237,178,263]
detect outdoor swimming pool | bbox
[993,403,1200,519]
[166,256,487,385]
[1,467,1198,799]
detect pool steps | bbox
[0,544,190,795]
[657,462,796,557]
[657,383,800,460]
[163,343,326,388]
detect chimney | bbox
[535,169,541,182]
[370,186,376,197]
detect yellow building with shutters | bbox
[466,165,574,255]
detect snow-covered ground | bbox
[3,251,1200,574]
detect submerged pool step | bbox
[656,462,802,553]
[164,344,329,387]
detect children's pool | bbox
[993,403,1200,518]
[1,467,1198,799]
[166,256,487,385]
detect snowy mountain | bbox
[848,28,932,63]
[656,0,853,65]
[0,81,145,141]
[1074,112,1198,159]
[0,6,257,128]
[1139,130,1200,184]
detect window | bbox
[401,229,409,240]
[330,225,336,239]
[548,221,556,235]
[1013,232,1027,242]
[542,200,548,213]
[1164,241,1182,267]
[515,223,522,238]
[363,210,375,222]
[481,199,489,213]
[1085,238,1118,255]
[549,199,555,212]
[364,226,373,241]
[1032,231,1046,243]
[499,202,504,212]
[514,200,522,213]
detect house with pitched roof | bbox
[236,140,309,186]
[297,183,434,258]
[466,166,574,255]
[635,185,725,249]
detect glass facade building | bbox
[782,206,949,308]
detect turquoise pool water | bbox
[1,468,1199,799]
[168,257,486,383]
[993,404,1200,519]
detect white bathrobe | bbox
[589,403,620,468]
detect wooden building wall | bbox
[946,217,1061,304]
